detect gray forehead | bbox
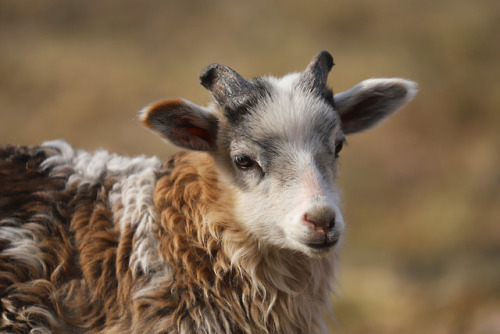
[227,73,341,147]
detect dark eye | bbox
[234,155,257,169]
[334,141,344,158]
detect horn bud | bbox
[200,63,256,110]
[301,50,334,92]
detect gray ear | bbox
[140,99,218,151]
[335,78,417,135]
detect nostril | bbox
[327,217,335,229]
[303,212,336,230]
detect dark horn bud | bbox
[301,50,334,92]
[200,63,256,111]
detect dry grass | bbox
[1,0,499,332]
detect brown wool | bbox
[0,146,333,333]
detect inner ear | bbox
[140,99,218,151]
[184,126,214,144]
[334,78,417,135]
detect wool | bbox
[0,142,335,333]
[133,151,336,333]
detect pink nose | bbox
[303,207,336,231]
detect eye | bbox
[334,140,344,158]
[234,155,257,169]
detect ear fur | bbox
[335,78,417,134]
[140,99,218,151]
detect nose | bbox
[303,206,336,231]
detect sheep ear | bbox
[140,99,218,151]
[335,78,417,135]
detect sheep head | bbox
[140,51,417,257]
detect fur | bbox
[0,141,335,333]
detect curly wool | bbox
[0,141,336,333]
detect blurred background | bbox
[1,0,499,332]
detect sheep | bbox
[0,51,417,334]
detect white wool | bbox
[0,222,47,276]
[42,140,165,275]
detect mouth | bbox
[307,237,339,250]
[306,230,340,251]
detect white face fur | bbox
[224,73,345,257]
[141,51,417,258]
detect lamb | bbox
[0,51,416,333]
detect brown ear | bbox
[140,99,218,151]
[334,78,417,135]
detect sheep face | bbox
[211,73,344,257]
[141,51,417,257]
